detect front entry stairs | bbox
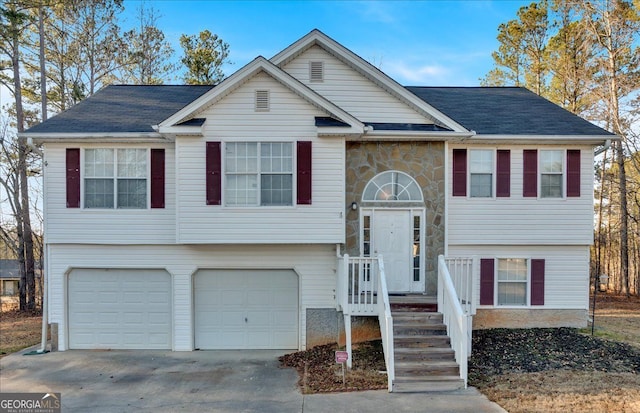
[390,295,465,392]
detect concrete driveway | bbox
[0,348,506,413]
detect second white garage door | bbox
[194,269,299,349]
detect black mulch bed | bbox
[469,328,640,383]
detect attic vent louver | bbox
[255,90,270,111]
[309,61,324,82]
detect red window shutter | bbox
[531,259,545,305]
[206,142,221,205]
[523,149,538,197]
[496,149,511,197]
[66,148,80,208]
[150,149,165,208]
[566,150,580,197]
[452,149,467,196]
[297,141,312,205]
[480,258,495,306]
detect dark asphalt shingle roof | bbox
[25,84,613,137]
[406,86,614,136]
[25,85,214,134]
[364,122,452,132]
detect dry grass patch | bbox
[590,293,640,347]
[0,310,42,358]
[478,370,640,413]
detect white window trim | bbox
[494,256,531,308]
[467,148,496,199]
[222,141,295,208]
[81,147,151,210]
[539,149,566,199]
[362,170,424,202]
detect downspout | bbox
[36,243,49,353]
[594,139,612,156]
[26,138,49,354]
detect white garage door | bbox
[68,269,171,349]
[194,269,298,350]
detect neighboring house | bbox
[0,259,42,308]
[0,260,21,298]
[23,30,613,375]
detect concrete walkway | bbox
[0,348,506,412]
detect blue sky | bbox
[121,0,533,86]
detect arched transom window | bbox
[362,171,423,202]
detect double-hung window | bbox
[497,258,528,306]
[224,142,293,206]
[540,150,563,198]
[84,148,147,209]
[469,149,493,197]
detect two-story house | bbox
[23,30,614,390]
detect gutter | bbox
[594,139,612,156]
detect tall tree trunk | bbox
[11,13,37,312]
[615,139,630,296]
[39,4,47,122]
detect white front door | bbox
[372,210,413,292]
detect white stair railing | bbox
[438,255,471,387]
[375,255,394,392]
[337,254,394,391]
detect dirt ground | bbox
[0,309,43,358]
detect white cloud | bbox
[385,61,451,85]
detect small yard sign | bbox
[335,351,348,386]
[335,351,348,363]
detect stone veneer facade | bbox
[345,141,446,295]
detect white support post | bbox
[344,313,352,368]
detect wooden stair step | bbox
[394,335,451,348]
[394,324,447,336]
[392,311,443,319]
[395,347,456,361]
[390,303,437,312]
[395,360,460,376]
[393,376,465,392]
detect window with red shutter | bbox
[66,148,81,208]
[206,142,222,205]
[480,258,495,305]
[566,150,580,197]
[297,141,312,205]
[496,150,511,197]
[523,149,538,197]
[452,149,467,197]
[150,149,165,208]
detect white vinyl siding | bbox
[47,243,336,351]
[448,145,594,245]
[176,72,344,244]
[43,143,176,244]
[282,45,428,123]
[448,245,590,310]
